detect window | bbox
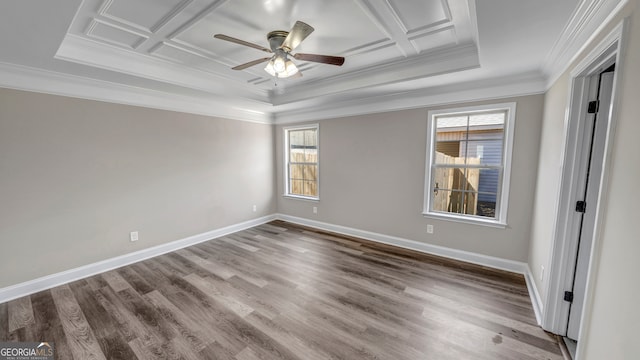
[284,124,319,199]
[423,103,515,226]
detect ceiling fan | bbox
[214,21,345,79]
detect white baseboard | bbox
[524,265,544,325]
[277,214,548,323]
[276,214,528,274]
[0,215,277,303]
[1,212,543,324]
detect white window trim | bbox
[284,124,320,201]
[422,102,516,227]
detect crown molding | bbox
[0,61,274,124]
[0,58,546,127]
[542,0,628,89]
[273,72,546,124]
[270,43,480,106]
[56,34,269,103]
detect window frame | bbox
[422,102,516,228]
[284,124,320,201]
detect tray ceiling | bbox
[0,0,608,123]
[57,0,479,105]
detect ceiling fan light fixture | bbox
[215,20,345,81]
[283,60,298,77]
[264,59,277,76]
[273,55,286,73]
[264,56,298,78]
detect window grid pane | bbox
[430,110,507,220]
[286,127,318,198]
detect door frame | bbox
[566,67,614,340]
[542,19,628,353]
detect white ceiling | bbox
[0,0,622,123]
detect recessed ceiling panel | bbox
[0,0,585,123]
[56,0,486,111]
[323,43,401,73]
[386,0,451,34]
[173,0,394,67]
[86,21,147,48]
[150,42,261,83]
[100,0,191,32]
[150,42,212,66]
[410,27,457,54]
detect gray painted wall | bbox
[2,5,638,353]
[0,88,276,288]
[529,2,640,358]
[276,95,544,262]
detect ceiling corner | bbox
[542,0,628,89]
[0,61,274,124]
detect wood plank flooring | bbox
[0,221,564,359]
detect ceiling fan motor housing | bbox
[214,21,344,76]
[267,30,289,52]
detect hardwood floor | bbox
[0,221,564,359]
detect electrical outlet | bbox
[252,205,257,212]
[427,224,434,234]
[313,206,318,214]
[130,231,139,242]
[540,265,545,281]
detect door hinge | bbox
[575,200,587,213]
[564,291,574,303]
[588,100,599,114]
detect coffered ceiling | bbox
[0,0,623,123]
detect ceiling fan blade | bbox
[281,21,314,51]
[214,34,272,53]
[232,57,272,70]
[293,53,345,66]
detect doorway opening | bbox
[541,20,627,360]
[564,64,615,360]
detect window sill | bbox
[283,194,319,202]
[422,212,507,229]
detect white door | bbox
[566,68,615,340]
